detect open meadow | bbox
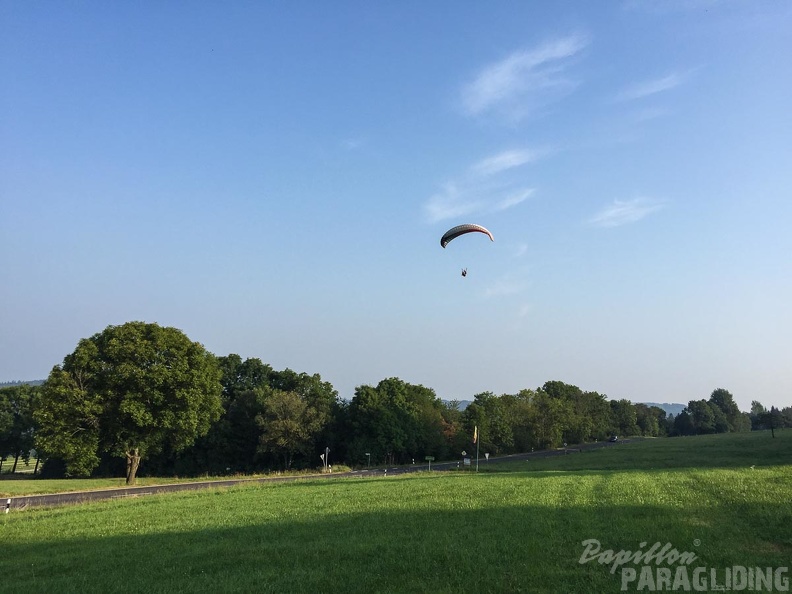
[1,431,790,593]
[0,469,340,498]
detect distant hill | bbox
[0,379,45,388]
[642,402,686,416]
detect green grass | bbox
[0,468,351,498]
[0,457,39,475]
[487,430,791,474]
[0,475,228,497]
[1,431,790,594]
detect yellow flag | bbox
[473,426,478,444]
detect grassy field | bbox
[1,431,790,593]
[487,431,791,473]
[0,468,350,498]
[0,457,38,475]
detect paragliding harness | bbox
[461,268,467,277]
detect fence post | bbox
[4,498,10,514]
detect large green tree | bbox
[686,399,716,434]
[346,377,446,465]
[0,384,37,472]
[463,392,514,455]
[35,322,223,484]
[256,387,328,469]
[634,404,667,437]
[609,399,639,437]
[262,368,340,468]
[0,391,12,465]
[539,381,613,443]
[528,390,569,450]
[708,388,741,431]
[347,381,410,465]
[148,358,341,474]
[217,354,273,402]
[672,410,695,436]
[199,355,274,474]
[500,390,536,453]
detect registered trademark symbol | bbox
[693,539,701,547]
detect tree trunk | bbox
[34,457,40,475]
[126,448,141,485]
[0,457,4,473]
[12,451,20,473]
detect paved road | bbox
[5,472,342,511]
[364,438,632,474]
[4,439,631,511]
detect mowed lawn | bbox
[1,432,790,594]
[0,471,327,498]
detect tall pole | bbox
[476,430,480,472]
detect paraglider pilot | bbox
[461,268,467,277]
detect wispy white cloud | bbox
[587,197,666,228]
[424,147,544,222]
[461,34,589,120]
[341,137,365,150]
[424,183,484,223]
[484,267,534,299]
[615,72,685,102]
[518,303,533,318]
[471,149,547,176]
[484,278,526,298]
[495,189,535,212]
[424,182,533,223]
[513,243,529,258]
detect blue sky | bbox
[2,2,791,411]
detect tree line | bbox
[1,322,789,483]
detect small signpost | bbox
[320,447,330,473]
[425,455,435,470]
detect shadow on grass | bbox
[2,494,791,594]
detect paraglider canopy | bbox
[440,224,494,248]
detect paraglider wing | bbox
[440,224,494,248]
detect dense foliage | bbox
[4,320,791,479]
[31,322,223,483]
[0,384,37,473]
